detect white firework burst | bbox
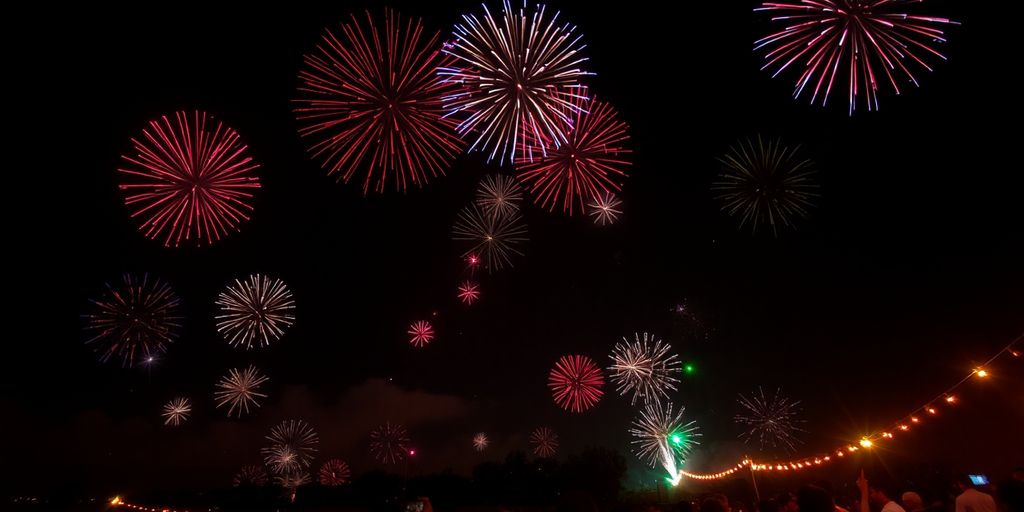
[215,274,295,349]
[735,387,805,453]
[262,420,320,475]
[161,397,191,426]
[452,204,528,272]
[476,174,523,218]
[630,400,701,477]
[588,193,622,225]
[214,365,269,417]
[608,333,681,405]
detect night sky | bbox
[8,0,1023,499]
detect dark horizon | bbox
[7,0,1023,501]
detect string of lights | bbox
[110,496,213,512]
[680,334,1022,480]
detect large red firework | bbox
[319,458,351,486]
[83,273,182,367]
[548,355,605,413]
[118,110,261,247]
[439,1,592,164]
[295,9,464,193]
[516,94,631,215]
[755,0,958,114]
[408,320,434,347]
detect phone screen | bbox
[969,474,989,485]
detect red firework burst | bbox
[295,9,464,193]
[408,320,434,347]
[755,0,958,114]
[118,110,261,247]
[457,281,481,305]
[548,355,605,412]
[530,427,559,458]
[516,94,631,214]
[83,273,182,367]
[319,459,351,486]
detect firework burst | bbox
[295,9,464,193]
[118,110,260,246]
[472,432,490,451]
[263,420,320,475]
[452,204,528,272]
[457,281,481,305]
[735,387,805,452]
[232,465,269,487]
[549,355,605,413]
[712,136,818,236]
[439,0,592,163]
[214,365,269,418]
[608,333,681,405]
[516,95,631,214]
[588,193,622,225]
[476,174,523,218]
[215,274,295,349]
[161,397,192,426]
[83,274,182,367]
[630,400,701,478]
[530,427,559,458]
[319,459,351,486]
[370,422,410,464]
[408,320,435,347]
[755,0,958,114]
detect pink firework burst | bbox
[408,320,434,347]
[295,9,464,193]
[530,427,559,457]
[516,94,631,214]
[319,458,351,486]
[457,281,481,305]
[548,355,605,413]
[755,0,958,114]
[439,1,592,164]
[370,422,410,464]
[118,110,260,247]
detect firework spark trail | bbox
[370,422,410,464]
[588,193,622,225]
[161,397,191,426]
[608,333,681,405]
[215,366,269,417]
[630,400,701,481]
[452,204,528,272]
[735,387,806,452]
[530,427,559,457]
[216,274,295,349]
[84,274,182,367]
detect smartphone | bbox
[405,500,425,512]
[969,474,989,486]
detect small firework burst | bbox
[439,1,592,164]
[408,320,434,347]
[215,274,295,349]
[734,387,805,453]
[214,365,269,418]
[588,193,622,225]
[161,397,192,426]
[476,174,523,218]
[754,0,958,114]
[452,204,528,272]
[608,333,681,405]
[713,136,818,236]
[276,471,311,492]
[83,273,182,367]
[232,465,269,487]
[548,355,605,413]
[472,432,490,451]
[118,110,260,246]
[630,400,701,476]
[530,427,559,458]
[263,420,320,475]
[457,281,481,305]
[516,94,631,214]
[370,422,410,464]
[319,459,351,486]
